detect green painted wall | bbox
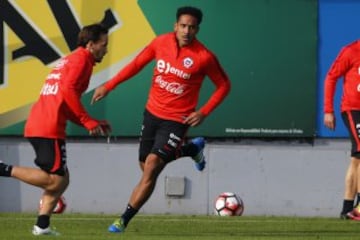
[0,0,317,138]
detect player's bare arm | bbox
[91,85,109,104]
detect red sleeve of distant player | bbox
[60,60,98,130]
[104,43,156,91]
[323,46,352,113]
[200,54,231,116]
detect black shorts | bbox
[139,110,189,163]
[28,137,68,176]
[342,110,360,158]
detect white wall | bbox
[0,138,349,217]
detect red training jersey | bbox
[104,32,231,123]
[25,47,99,139]
[324,40,360,113]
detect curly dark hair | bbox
[176,6,203,25]
[77,23,108,47]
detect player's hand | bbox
[324,112,336,130]
[89,120,112,136]
[99,120,112,136]
[183,111,205,127]
[91,85,108,105]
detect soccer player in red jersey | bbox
[0,23,111,235]
[324,40,360,220]
[91,6,231,233]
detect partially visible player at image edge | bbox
[0,23,111,236]
[323,39,360,220]
[91,6,231,233]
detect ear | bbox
[173,22,177,31]
[86,41,94,51]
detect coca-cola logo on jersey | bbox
[155,76,185,95]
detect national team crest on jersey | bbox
[183,57,193,69]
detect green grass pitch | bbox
[0,213,359,240]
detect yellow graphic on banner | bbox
[0,0,155,128]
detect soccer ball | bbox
[39,196,67,214]
[53,196,67,214]
[214,192,244,216]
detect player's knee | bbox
[46,175,69,192]
[142,155,165,178]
